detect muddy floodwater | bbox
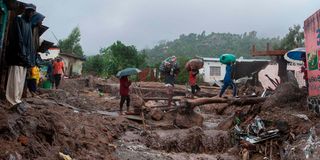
[113,106,238,160]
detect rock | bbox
[17,135,28,146]
[150,109,164,121]
[217,116,234,131]
[131,94,144,108]
[174,109,204,128]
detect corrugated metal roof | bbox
[202,57,270,62]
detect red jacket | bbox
[189,71,197,86]
[120,77,131,96]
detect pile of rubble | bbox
[0,76,319,160]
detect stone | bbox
[150,109,164,121]
[174,109,204,128]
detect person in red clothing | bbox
[53,57,65,89]
[119,76,132,114]
[189,69,200,97]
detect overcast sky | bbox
[23,0,319,55]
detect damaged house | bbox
[200,56,305,89]
[200,57,270,85]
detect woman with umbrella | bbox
[119,76,131,115]
[117,68,141,115]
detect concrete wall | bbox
[258,63,305,89]
[202,61,226,83]
[60,56,83,76]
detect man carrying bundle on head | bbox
[185,58,204,98]
[159,56,179,107]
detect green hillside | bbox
[144,31,281,64]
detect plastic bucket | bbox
[42,80,52,89]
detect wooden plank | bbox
[251,50,287,56]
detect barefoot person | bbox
[119,76,131,115]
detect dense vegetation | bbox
[144,31,281,64]
[78,24,304,82]
[83,41,147,77]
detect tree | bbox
[58,27,84,56]
[83,41,147,77]
[108,41,146,70]
[276,25,304,50]
[273,25,304,83]
[145,31,281,64]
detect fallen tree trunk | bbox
[143,97,182,101]
[184,97,228,108]
[181,97,267,109]
[229,97,267,106]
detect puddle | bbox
[94,110,119,117]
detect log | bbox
[143,97,181,101]
[183,97,228,108]
[181,97,267,109]
[229,97,267,106]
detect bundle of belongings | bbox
[159,56,180,75]
[185,58,204,71]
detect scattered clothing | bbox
[6,66,27,105]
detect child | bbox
[189,69,200,97]
[27,66,40,97]
[119,76,132,115]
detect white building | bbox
[200,56,305,89]
[200,57,270,83]
[40,48,60,60]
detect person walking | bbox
[189,69,200,97]
[119,76,131,115]
[53,57,64,89]
[46,59,54,88]
[219,63,237,97]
